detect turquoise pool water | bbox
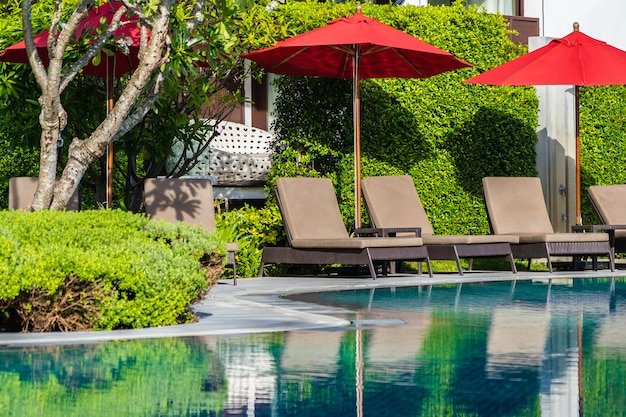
[1,278,625,416]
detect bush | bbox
[579,85,626,223]
[0,210,223,332]
[215,204,285,278]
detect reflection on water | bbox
[1,278,626,417]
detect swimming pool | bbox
[1,278,624,416]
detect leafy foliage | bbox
[215,203,284,277]
[0,210,224,331]
[579,85,626,223]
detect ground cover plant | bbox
[0,210,224,332]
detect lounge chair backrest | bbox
[9,176,80,211]
[276,177,350,241]
[588,184,626,224]
[361,175,434,235]
[144,178,215,232]
[482,177,555,235]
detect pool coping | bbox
[2,269,625,347]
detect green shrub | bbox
[579,85,626,223]
[0,210,223,332]
[215,204,285,277]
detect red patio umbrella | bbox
[0,1,144,208]
[465,23,626,225]
[242,6,471,228]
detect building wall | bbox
[524,0,626,50]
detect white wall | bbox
[403,1,626,50]
[524,0,626,50]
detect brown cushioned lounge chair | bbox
[258,177,432,279]
[9,176,80,211]
[482,176,614,272]
[144,177,238,284]
[587,184,626,258]
[361,175,518,275]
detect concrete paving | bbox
[2,268,625,347]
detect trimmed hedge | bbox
[579,85,626,223]
[0,210,223,332]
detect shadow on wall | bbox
[444,106,537,196]
[360,81,435,172]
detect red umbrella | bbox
[243,6,471,228]
[0,1,144,208]
[465,23,626,225]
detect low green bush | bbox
[215,204,285,277]
[0,210,224,332]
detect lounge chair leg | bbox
[467,258,473,271]
[509,254,518,274]
[455,258,464,276]
[424,258,433,277]
[257,261,265,278]
[381,261,389,276]
[592,256,598,271]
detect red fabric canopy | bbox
[243,11,470,80]
[465,29,626,86]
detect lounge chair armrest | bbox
[354,227,421,237]
[353,227,385,237]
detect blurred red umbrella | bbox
[243,6,471,228]
[465,23,626,225]
[0,1,145,208]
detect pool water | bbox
[1,278,625,417]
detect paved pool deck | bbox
[2,268,626,347]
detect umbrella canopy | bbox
[0,1,144,208]
[243,6,471,228]
[465,23,626,224]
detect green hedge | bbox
[579,85,626,223]
[243,1,538,234]
[0,210,223,331]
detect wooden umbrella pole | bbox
[106,55,115,209]
[354,44,362,229]
[575,85,581,225]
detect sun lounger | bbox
[258,177,432,279]
[144,177,238,284]
[587,184,626,258]
[361,175,518,275]
[8,176,80,211]
[482,176,614,272]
